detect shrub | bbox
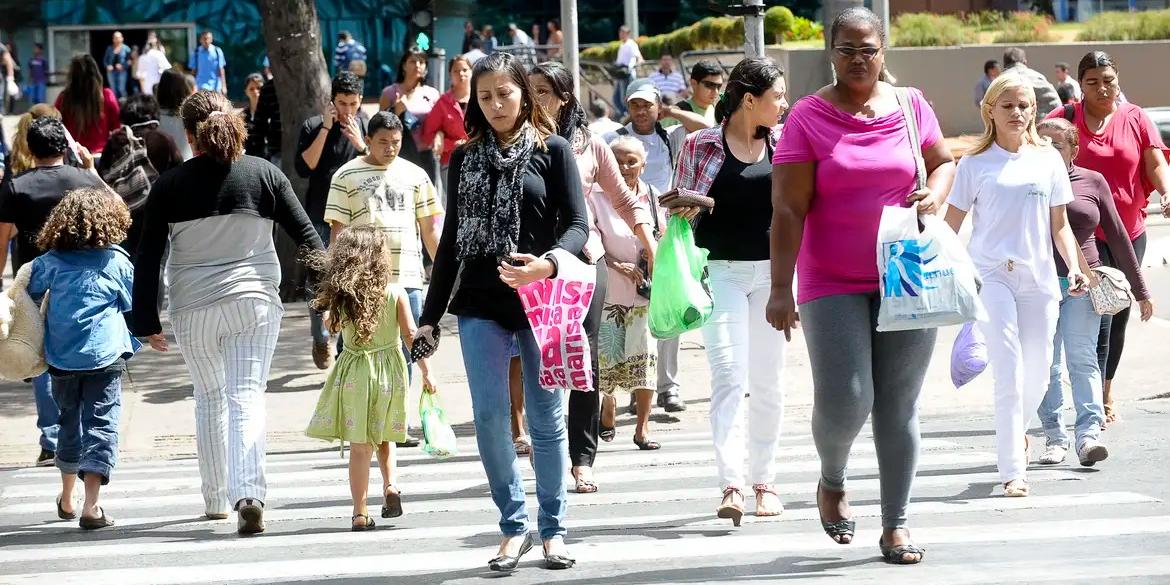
[1078,9,1170,41]
[961,10,1006,31]
[892,13,973,47]
[994,11,1055,43]
[786,16,824,42]
[765,6,796,43]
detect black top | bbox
[243,108,267,158]
[420,135,589,331]
[694,135,773,262]
[0,165,103,270]
[294,112,368,223]
[96,126,184,258]
[255,78,282,157]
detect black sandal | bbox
[56,496,76,520]
[351,514,376,531]
[879,536,926,565]
[633,436,660,450]
[599,395,616,442]
[382,485,403,518]
[817,484,855,544]
[78,507,115,530]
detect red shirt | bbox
[419,91,468,166]
[1045,102,1167,240]
[55,87,121,154]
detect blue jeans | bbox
[402,287,422,382]
[458,316,568,541]
[1037,288,1104,449]
[33,373,58,451]
[27,82,46,105]
[51,361,124,483]
[309,222,332,345]
[108,70,127,99]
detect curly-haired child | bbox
[305,225,438,531]
[28,187,138,529]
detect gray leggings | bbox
[800,293,937,529]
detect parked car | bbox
[1145,107,1170,145]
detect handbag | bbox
[1088,266,1132,316]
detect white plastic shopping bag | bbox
[876,206,985,332]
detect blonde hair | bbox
[968,73,1048,156]
[11,105,62,174]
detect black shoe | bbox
[36,449,55,467]
[488,535,533,572]
[543,540,577,570]
[658,391,687,413]
[396,435,421,448]
[236,499,266,535]
[78,507,115,530]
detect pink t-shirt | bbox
[772,89,942,304]
[1043,102,1167,240]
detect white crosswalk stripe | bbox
[1,421,1164,584]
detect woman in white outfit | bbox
[943,74,1089,498]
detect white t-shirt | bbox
[606,125,672,192]
[615,39,642,70]
[137,48,171,96]
[947,143,1073,295]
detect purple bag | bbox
[950,322,988,389]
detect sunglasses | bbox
[698,80,723,91]
[833,46,882,60]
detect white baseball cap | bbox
[626,80,661,105]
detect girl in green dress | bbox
[305,226,438,531]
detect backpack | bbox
[100,126,158,211]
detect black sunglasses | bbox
[833,46,882,60]
[698,80,723,91]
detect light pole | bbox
[743,0,766,58]
[562,0,580,99]
[624,0,639,37]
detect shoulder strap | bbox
[895,87,927,192]
[616,126,629,136]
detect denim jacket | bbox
[28,245,139,371]
[673,125,783,197]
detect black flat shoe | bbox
[381,486,403,519]
[817,483,854,544]
[544,551,576,570]
[78,507,114,530]
[880,536,926,565]
[350,514,376,532]
[633,436,660,450]
[56,496,76,520]
[488,535,533,572]
[657,391,687,413]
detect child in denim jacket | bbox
[28,187,138,529]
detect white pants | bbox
[701,260,787,490]
[173,297,283,513]
[977,265,1059,484]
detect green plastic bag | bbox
[420,392,458,459]
[649,215,713,339]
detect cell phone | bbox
[61,125,83,163]
[497,255,526,267]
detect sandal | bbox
[78,507,115,530]
[513,436,532,456]
[632,435,660,450]
[599,395,616,442]
[382,485,403,518]
[573,467,598,494]
[716,487,745,527]
[752,484,783,517]
[1003,479,1029,498]
[817,483,855,544]
[56,495,76,520]
[879,535,926,565]
[350,514,376,531]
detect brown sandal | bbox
[716,487,745,527]
[381,485,403,518]
[753,484,783,517]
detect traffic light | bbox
[409,0,435,53]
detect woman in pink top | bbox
[767,8,955,565]
[527,61,657,495]
[379,46,441,180]
[1042,51,1170,423]
[55,54,120,153]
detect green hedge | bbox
[892,13,974,47]
[994,12,1056,43]
[1078,8,1170,40]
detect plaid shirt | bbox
[673,125,783,196]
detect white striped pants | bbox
[172,297,283,514]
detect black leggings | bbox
[1096,233,1147,381]
[568,260,607,468]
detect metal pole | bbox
[562,0,580,99]
[872,0,891,42]
[744,0,766,59]
[623,0,639,38]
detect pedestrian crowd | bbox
[2,5,1168,578]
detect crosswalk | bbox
[1,415,1167,584]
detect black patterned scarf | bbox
[455,124,536,260]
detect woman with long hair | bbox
[945,74,1088,498]
[420,54,472,200]
[669,57,789,526]
[156,69,196,160]
[418,52,587,571]
[54,54,120,153]
[7,104,61,178]
[379,46,441,181]
[768,7,956,564]
[1042,51,1170,424]
[1034,117,1153,467]
[130,91,323,535]
[528,60,659,494]
[242,73,267,158]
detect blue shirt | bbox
[333,40,367,72]
[28,246,139,371]
[188,44,226,91]
[104,45,131,70]
[28,57,47,84]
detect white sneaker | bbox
[1077,440,1109,467]
[1039,443,1068,465]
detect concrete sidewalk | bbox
[3,291,1168,468]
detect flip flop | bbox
[351,514,376,531]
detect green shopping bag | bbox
[648,215,713,339]
[419,392,458,459]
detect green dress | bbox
[306,287,409,445]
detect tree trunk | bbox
[257,0,331,300]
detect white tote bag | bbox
[876,206,985,331]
